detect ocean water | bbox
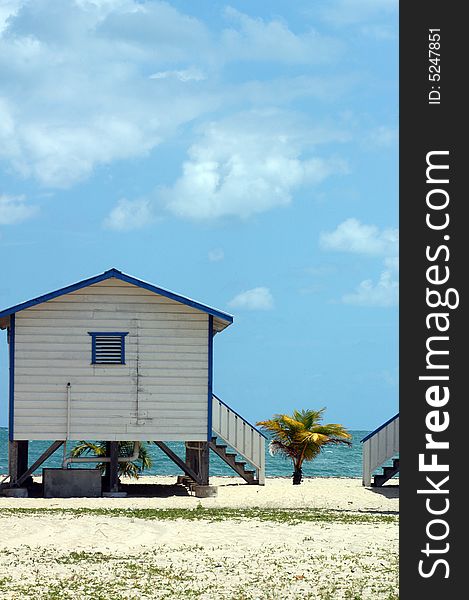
[0,428,369,479]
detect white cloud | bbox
[228,287,274,311]
[162,111,348,220]
[342,270,398,307]
[104,198,153,231]
[208,248,224,262]
[0,0,216,187]
[236,74,361,106]
[366,126,398,148]
[384,256,399,272]
[222,7,342,64]
[95,0,211,58]
[0,194,37,224]
[320,218,399,307]
[149,68,206,82]
[320,0,397,29]
[360,24,396,41]
[0,2,351,190]
[0,0,21,34]
[320,218,398,256]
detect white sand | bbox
[0,475,399,511]
[0,477,399,599]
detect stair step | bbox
[209,437,261,485]
[372,458,400,487]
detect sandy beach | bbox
[0,476,399,599]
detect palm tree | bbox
[257,408,351,484]
[70,441,153,479]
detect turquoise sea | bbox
[0,428,369,478]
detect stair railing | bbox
[361,414,399,486]
[211,394,266,485]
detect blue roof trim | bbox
[207,316,214,442]
[360,413,399,443]
[213,393,267,439]
[8,315,15,442]
[0,268,234,325]
[115,271,233,324]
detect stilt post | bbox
[109,441,119,493]
[185,441,209,486]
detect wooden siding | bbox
[13,278,209,441]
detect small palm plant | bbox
[257,408,351,485]
[70,441,152,479]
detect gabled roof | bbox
[0,268,233,331]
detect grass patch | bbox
[0,545,399,599]
[0,506,398,525]
[0,506,398,598]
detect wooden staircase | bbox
[211,394,266,485]
[176,395,266,489]
[361,413,399,487]
[372,458,399,487]
[209,437,258,484]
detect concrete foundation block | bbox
[2,487,28,498]
[43,468,102,498]
[193,485,218,498]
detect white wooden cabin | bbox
[0,269,265,495]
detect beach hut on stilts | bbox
[0,268,265,498]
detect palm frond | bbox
[312,424,352,440]
[269,440,298,460]
[70,441,106,458]
[70,440,152,479]
[291,408,325,429]
[321,436,352,447]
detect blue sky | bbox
[0,0,398,430]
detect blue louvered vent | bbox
[88,332,128,365]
